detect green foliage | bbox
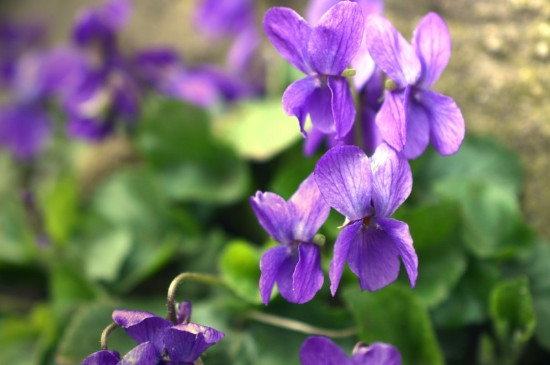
[213,99,302,161]
[137,97,250,204]
[343,284,444,365]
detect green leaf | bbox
[0,199,36,264]
[50,264,103,316]
[525,241,550,350]
[434,178,534,258]
[137,98,249,203]
[219,240,262,304]
[39,173,80,245]
[343,284,444,365]
[415,135,523,196]
[84,229,133,282]
[212,99,302,161]
[489,277,535,358]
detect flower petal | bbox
[348,225,401,291]
[364,14,420,87]
[263,7,312,74]
[82,350,120,365]
[282,77,318,136]
[351,44,375,90]
[259,245,291,305]
[377,218,418,288]
[112,310,172,350]
[328,76,356,139]
[412,12,451,89]
[329,221,362,295]
[375,88,409,151]
[303,126,326,156]
[420,90,465,155]
[119,342,159,365]
[289,174,330,241]
[292,243,324,303]
[352,342,402,365]
[250,191,293,244]
[308,82,335,134]
[164,323,224,362]
[177,301,192,324]
[308,1,364,75]
[370,143,412,218]
[314,145,372,221]
[402,99,430,159]
[300,336,351,365]
[275,249,300,302]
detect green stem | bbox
[166,272,224,324]
[100,322,119,351]
[246,310,357,338]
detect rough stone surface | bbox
[2,0,549,237]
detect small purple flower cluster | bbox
[0,0,262,160]
[82,302,224,365]
[251,1,466,362]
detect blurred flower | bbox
[195,0,256,39]
[306,0,384,89]
[314,144,417,294]
[250,174,330,304]
[300,336,402,365]
[364,13,465,159]
[264,2,363,139]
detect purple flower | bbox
[306,0,384,89]
[112,307,224,363]
[264,2,363,139]
[82,350,120,365]
[300,336,401,365]
[314,144,417,294]
[364,13,465,159]
[195,0,255,38]
[250,174,330,305]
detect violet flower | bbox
[250,174,330,305]
[195,0,255,39]
[112,308,224,363]
[314,144,417,294]
[300,336,401,365]
[364,13,465,159]
[263,2,363,139]
[306,0,384,89]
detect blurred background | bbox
[0,0,549,364]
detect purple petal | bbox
[308,2,364,75]
[0,104,50,160]
[364,14,420,87]
[370,143,412,218]
[163,70,221,108]
[307,0,384,26]
[303,126,326,156]
[164,323,225,362]
[314,145,372,221]
[259,245,291,305]
[420,90,465,155]
[195,0,255,37]
[73,0,131,48]
[307,82,335,134]
[412,12,451,89]
[348,225,400,291]
[300,336,351,365]
[328,76,356,139]
[292,243,324,303]
[351,44,376,90]
[289,174,330,242]
[375,88,409,151]
[402,100,430,159]
[282,77,318,136]
[250,191,293,244]
[177,301,192,324]
[263,7,312,74]
[66,115,114,142]
[119,342,159,365]
[352,342,402,365]
[82,350,120,365]
[227,28,260,73]
[329,221,362,295]
[275,249,300,302]
[377,218,418,288]
[112,310,171,350]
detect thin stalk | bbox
[100,322,119,351]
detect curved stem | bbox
[246,310,357,338]
[166,272,223,324]
[100,322,119,350]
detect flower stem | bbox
[166,272,224,324]
[100,322,119,350]
[246,310,357,338]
